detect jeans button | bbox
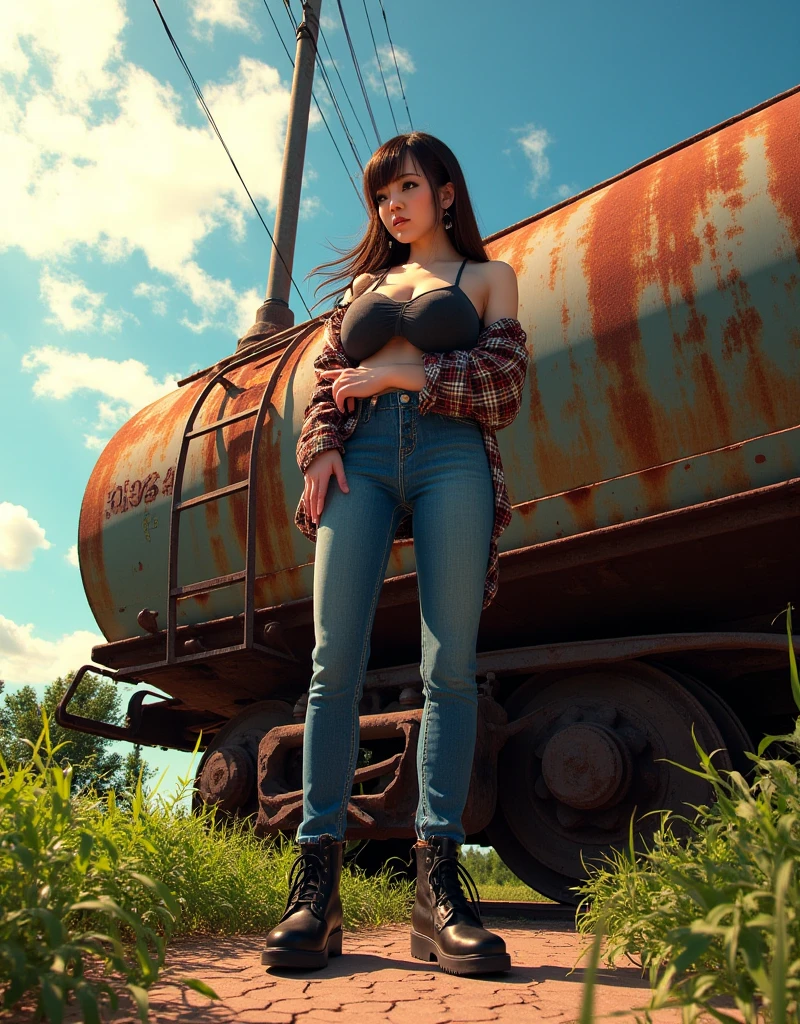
[399,393,410,403]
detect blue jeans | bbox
[297,390,495,844]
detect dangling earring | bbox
[442,207,453,231]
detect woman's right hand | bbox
[303,450,349,525]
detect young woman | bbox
[263,132,528,975]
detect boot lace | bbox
[428,853,483,925]
[284,851,326,920]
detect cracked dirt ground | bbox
[14,920,690,1023]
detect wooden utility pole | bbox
[238,0,322,350]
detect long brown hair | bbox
[308,132,487,310]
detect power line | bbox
[336,0,381,147]
[281,1,365,174]
[378,0,413,130]
[318,23,372,153]
[150,0,312,318]
[361,0,398,135]
[263,0,365,206]
[262,0,297,66]
[304,25,367,172]
[285,4,369,187]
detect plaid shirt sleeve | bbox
[417,317,529,429]
[295,306,355,474]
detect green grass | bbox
[575,606,800,1024]
[0,717,413,1023]
[477,882,553,902]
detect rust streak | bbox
[764,90,800,263]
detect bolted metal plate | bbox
[488,660,730,892]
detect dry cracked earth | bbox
[3,919,695,1024]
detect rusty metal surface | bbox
[195,700,295,816]
[361,631,800,692]
[486,661,733,902]
[251,696,508,839]
[78,87,800,649]
[491,85,800,548]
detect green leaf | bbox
[126,984,150,1024]
[179,978,220,1000]
[770,859,792,1024]
[758,732,793,757]
[76,831,94,871]
[577,917,605,1024]
[672,931,713,973]
[40,976,64,1024]
[784,604,800,714]
[74,983,101,1024]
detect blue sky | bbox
[2,0,799,791]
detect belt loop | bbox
[362,395,377,423]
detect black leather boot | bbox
[410,838,511,975]
[262,835,344,969]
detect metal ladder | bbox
[164,324,318,666]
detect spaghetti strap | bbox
[454,258,469,288]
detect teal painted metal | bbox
[79,86,800,644]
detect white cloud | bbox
[0,3,310,334]
[319,13,338,32]
[515,124,553,197]
[22,347,178,410]
[0,614,103,685]
[39,267,132,333]
[365,45,415,100]
[0,504,52,572]
[188,0,255,40]
[84,434,110,451]
[0,0,126,110]
[235,286,261,335]
[40,268,104,331]
[22,347,180,449]
[300,195,322,220]
[66,544,80,567]
[134,281,168,316]
[554,183,577,201]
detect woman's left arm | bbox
[416,261,528,430]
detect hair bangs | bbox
[364,139,422,204]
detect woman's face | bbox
[374,152,452,248]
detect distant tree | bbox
[120,743,155,796]
[0,671,134,792]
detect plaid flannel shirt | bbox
[294,304,529,609]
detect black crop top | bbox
[340,258,483,363]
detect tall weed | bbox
[0,714,186,1023]
[0,716,413,1022]
[576,608,800,1024]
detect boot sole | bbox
[262,927,343,970]
[410,929,511,975]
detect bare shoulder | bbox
[476,260,518,323]
[342,271,378,305]
[477,259,517,281]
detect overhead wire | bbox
[336,0,382,147]
[378,0,413,130]
[318,23,372,153]
[263,0,365,206]
[150,0,312,317]
[361,0,398,134]
[280,1,367,176]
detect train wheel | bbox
[485,660,731,904]
[193,700,294,819]
[648,663,753,777]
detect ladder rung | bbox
[186,405,260,440]
[175,479,248,512]
[171,570,246,599]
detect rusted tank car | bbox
[60,86,800,902]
